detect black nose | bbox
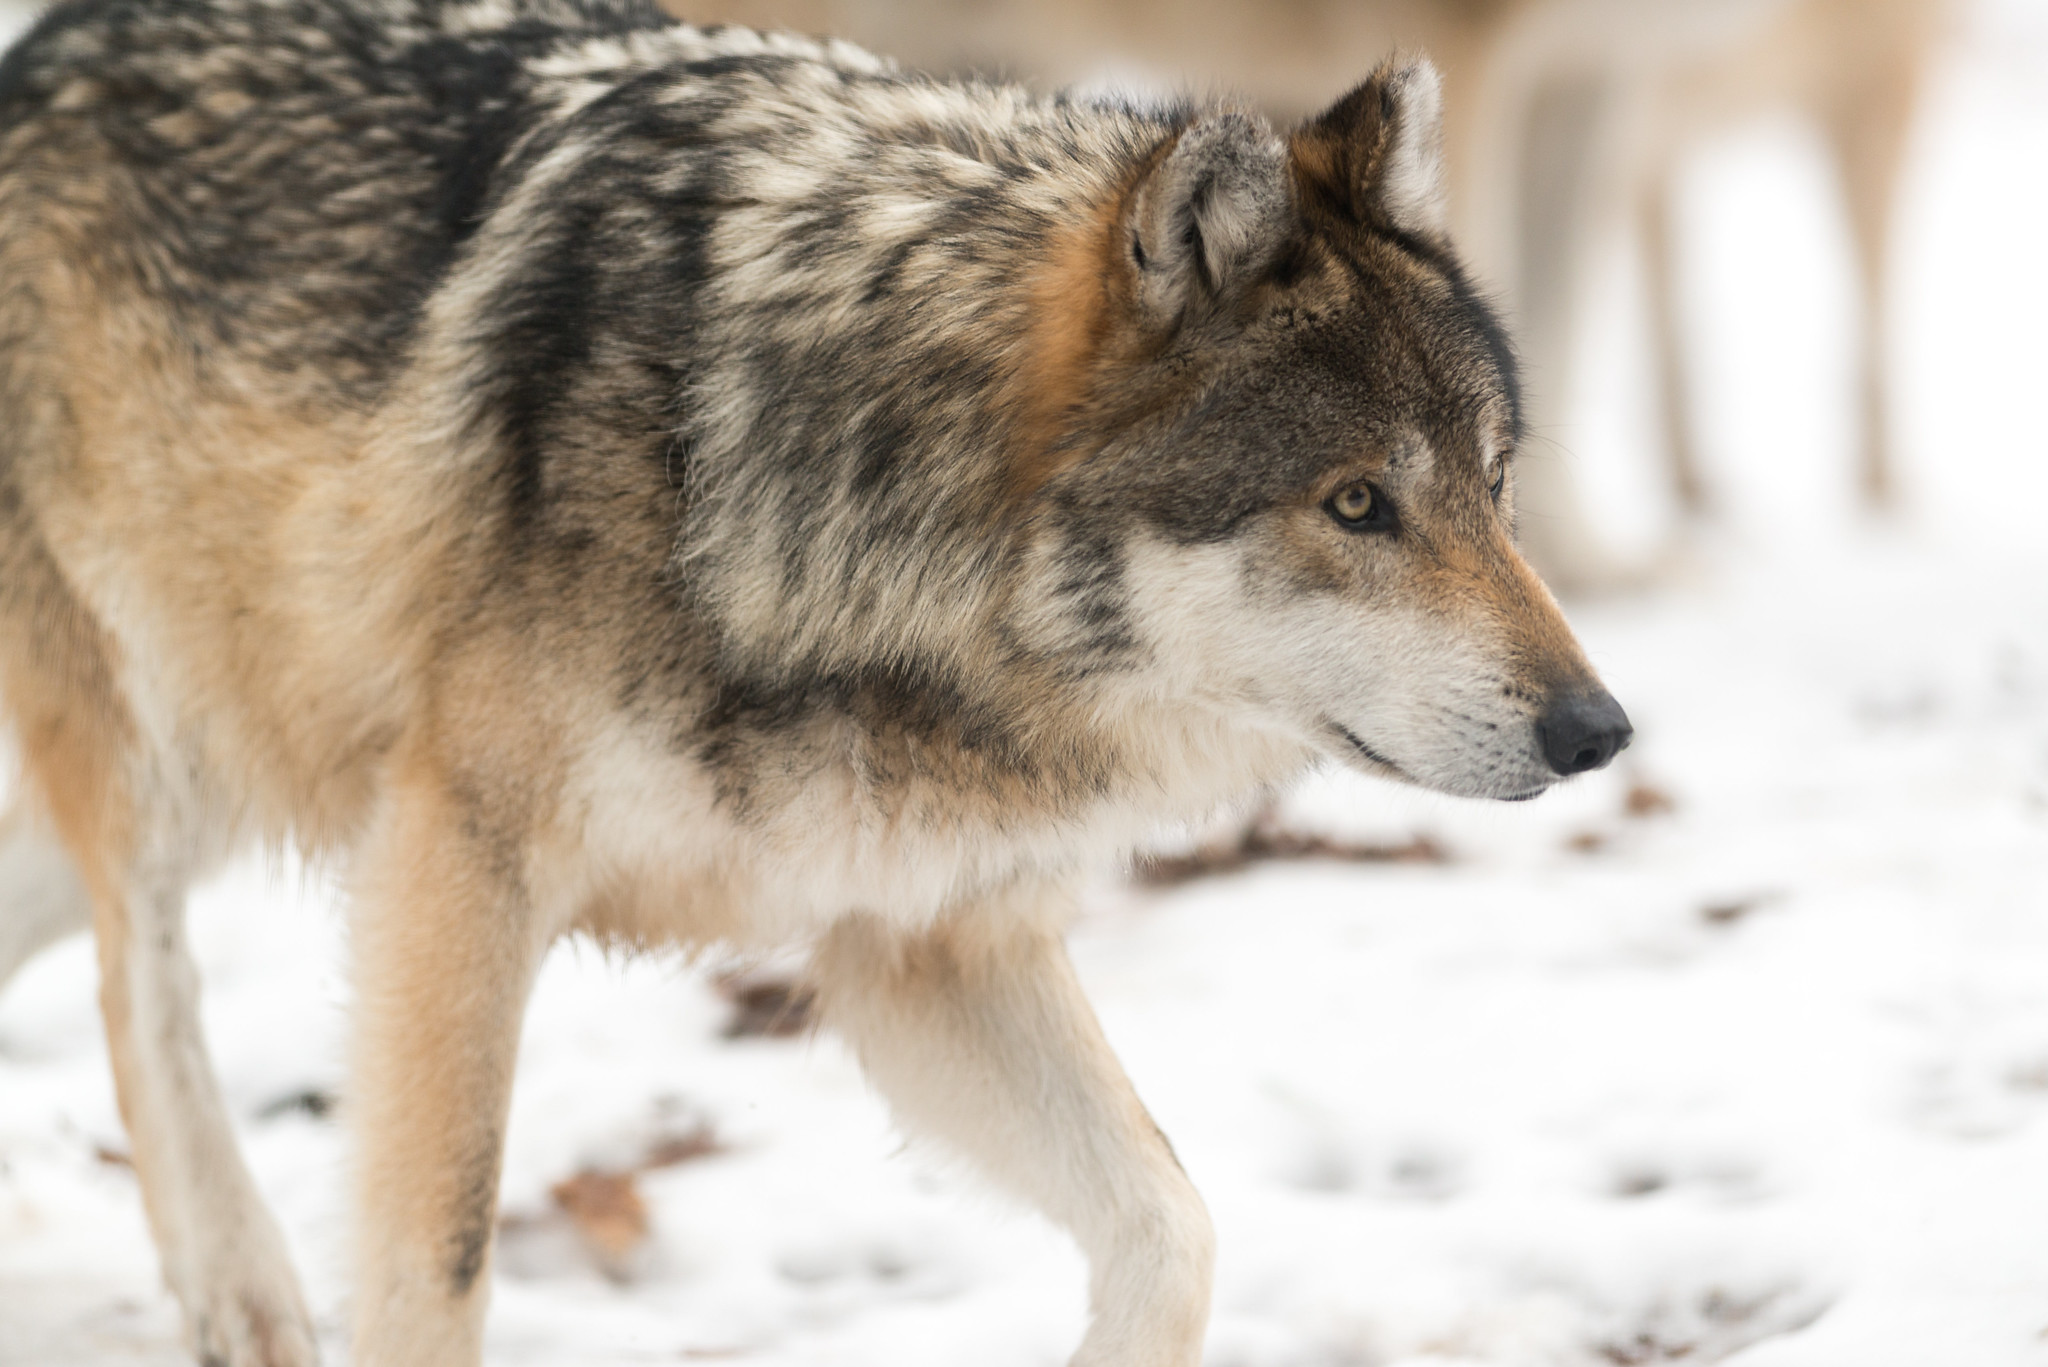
[1537,688,1633,776]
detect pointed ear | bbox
[1292,57,1448,238]
[1125,111,1291,327]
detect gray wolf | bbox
[0,1,1628,1362]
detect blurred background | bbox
[4,1,2048,1364]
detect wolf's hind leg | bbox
[814,901,1214,1367]
[81,807,319,1367]
[1819,54,1923,511]
[0,797,93,990]
[1639,169,1709,518]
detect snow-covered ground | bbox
[5,4,2048,1365]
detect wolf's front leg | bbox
[347,767,553,1367]
[814,898,1214,1367]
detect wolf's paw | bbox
[189,1281,318,1367]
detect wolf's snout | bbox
[1537,689,1633,776]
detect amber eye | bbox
[1327,481,1387,530]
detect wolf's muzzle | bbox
[1537,688,1633,776]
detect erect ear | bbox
[1125,110,1291,327]
[1292,57,1448,238]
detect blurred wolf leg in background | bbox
[1475,60,1621,587]
[1632,54,1927,524]
[1637,160,1711,515]
[72,804,318,1367]
[1813,3,1938,510]
[1611,0,1947,521]
[0,799,93,989]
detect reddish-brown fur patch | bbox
[1000,135,1180,508]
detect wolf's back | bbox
[0,0,680,407]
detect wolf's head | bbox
[1017,59,1628,801]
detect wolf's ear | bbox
[1125,111,1290,326]
[1292,58,1448,238]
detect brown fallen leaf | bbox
[716,971,817,1039]
[1598,1335,1697,1364]
[1135,804,1447,888]
[256,1087,336,1121]
[1565,830,1608,854]
[2007,1060,2048,1093]
[1623,782,1677,819]
[504,1122,722,1282]
[550,1170,648,1279]
[1700,896,1767,926]
[641,1124,722,1169]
